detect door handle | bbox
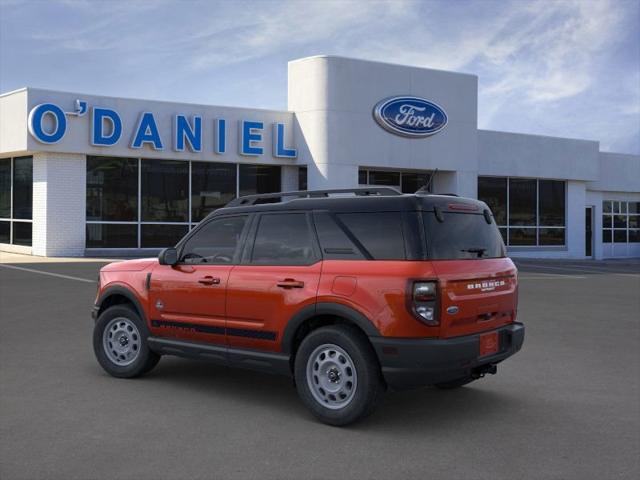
[198,276,221,285]
[277,278,305,289]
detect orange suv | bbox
[92,187,524,425]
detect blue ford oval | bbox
[373,96,447,138]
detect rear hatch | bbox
[423,205,518,338]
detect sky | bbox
[1,0,639,154]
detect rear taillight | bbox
[411,281,439,326]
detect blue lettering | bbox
[92,107,122,146]
[240,120,263,156]
[28,103,67,144]
[215,119,226,154]
[131,112,163,150]
[175,115,202,152]
[273,123,297,158]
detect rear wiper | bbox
[460,247,487,258]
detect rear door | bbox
[148,215,249,345]
[226,212,322,352]
[423,209,517,338]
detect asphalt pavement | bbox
[0,258,638,480]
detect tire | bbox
[294,325,384,426]
[93,304,160,378]
[434,376,475,390]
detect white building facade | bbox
[1,56,638,258]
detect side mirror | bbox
[158,247,178,266]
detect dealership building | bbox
[0,55,638,259]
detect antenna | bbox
[417,168,438,194]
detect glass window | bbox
[0,220,9,243]
[12,222,32,246]
[358,169,367,185]
[423,212,505,259]
[239,165,281,197]
[141,160,188,222]
[602,229,612,243]
[401,172,431,193]
[629,216,639,229]
[86,224,138,248]
[86,156,138,221]
[251,213,315,265]
[539,180,565,226]
[141,224,189,248]
[337,212,405,260]
[180,216,247,264]
[539,228,565,246]
[478,177,507,225]
[613,215,627,228]
[0,159,10,218]
[509,227,537,246]
[509,179,536,226]
[499,227,508,244]
[191,162,236,223]
[12,156,32,220]
[298,166,308,191]
[313,212,365,260]
[603,216,612,228]
[613,230,627,243]
[367,170,400,187]
[602,201,612,213]
[628,202,640,214]
[629,230,640,243]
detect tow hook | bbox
[471,364,497,379]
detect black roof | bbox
[207,188,489,219]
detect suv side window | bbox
[313,212,365,260]
[250,213,317,265]
[180,215,248,264]
[336,212,406,260]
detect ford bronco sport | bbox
[92,187,524,426]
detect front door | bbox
[585,207,593,257]
[226,212,322,353]
[148,215,250,345]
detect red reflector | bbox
[448,203,479,211]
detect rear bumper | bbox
[370,323,525,390]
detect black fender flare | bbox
[96,285,147,324]
[281,302,380,354]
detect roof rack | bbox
[226,187,402,207]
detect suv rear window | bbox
[423,211,505,260]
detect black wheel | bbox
[93,305,160,378]
[434,376,475,389]
[294,325,384,426]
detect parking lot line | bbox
[519,274,586,280]
[0,264,97,283]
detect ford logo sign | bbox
[373,96,447,138]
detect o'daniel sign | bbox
[373,96,447,138]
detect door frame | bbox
[585,205,594,258]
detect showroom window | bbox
[358,168,432,193]
[86,156,281,249]
[478,176,566,246]
[0,156,33,246]
[298,166,307,190]
[602,200,640,244]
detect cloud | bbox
[1,0,638,153]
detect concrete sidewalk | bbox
[0,251,123,264]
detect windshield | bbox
[423,211,506,260]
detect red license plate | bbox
[479,331,499,357]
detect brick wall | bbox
[32,152,86,256]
